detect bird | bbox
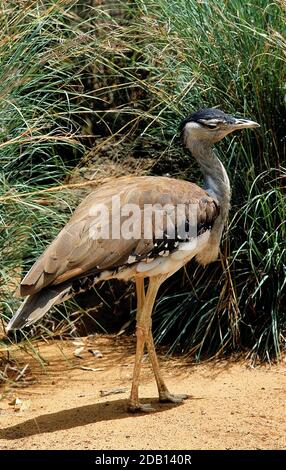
[6,108,259,412]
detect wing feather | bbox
[20,176,220,296]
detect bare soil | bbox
[0,336,285,450]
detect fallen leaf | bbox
[72,341,85,347]
[9,397,31,412]
[18,400,31,412]
[100,387,127,397]
[88,349,103,358]
[74,347,85,358]
[80,366,104,372]
[9,397,22,406]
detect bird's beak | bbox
[232,118,260,129]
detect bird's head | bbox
[180,108,260,147]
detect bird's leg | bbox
[142,276,188,404]
[149,271,188,403]
[141,275,189,403]
[145,325,188,404]
[128,276,162,412]
[128,278,151,413]
[136,276,145,314]
[129,276,188,413]
[140,276,169,395]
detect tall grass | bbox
[1,1,73,323]
[0,0,285,362]
[80,0,285,360]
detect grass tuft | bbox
[0,0,285,366]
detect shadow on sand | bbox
[0,398,186,440]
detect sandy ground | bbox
[0,335,285,450]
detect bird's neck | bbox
[188,140,231,222]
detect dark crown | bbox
[180,108,235,131]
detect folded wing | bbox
[20,176,220,296]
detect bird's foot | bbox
[159,391,189,404]
[128,402,155,413]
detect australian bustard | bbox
[6,108,259,412]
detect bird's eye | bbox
[204,123,218,129]
[198,119,220,129]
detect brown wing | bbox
[20,176,220,296]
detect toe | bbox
[128,403,155,413]
[159,392,189,403]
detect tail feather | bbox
[6,285,71,332]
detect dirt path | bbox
[0,336,285,450]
